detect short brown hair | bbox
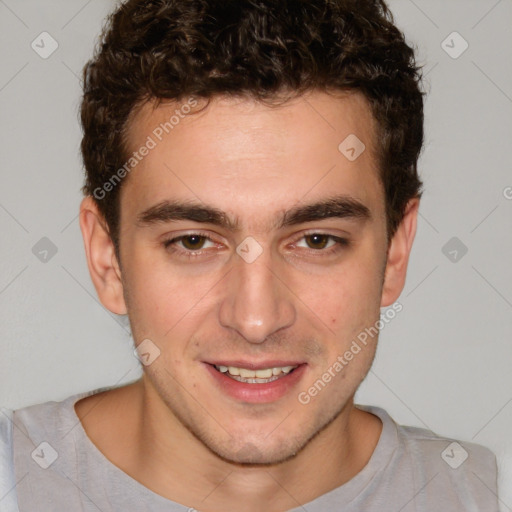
[80,0,424,251]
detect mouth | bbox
[204,361,307,403]
[212,364,299,384]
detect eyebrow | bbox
[137,195,372,230]
[281,196,371,227]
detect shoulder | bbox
[360,405,499,510]
[0,406,14,440]
[1,394,87,512]
[1,387,117,511]
[396,416,498,508]
[0,406,20,511]
[11,386,114,440]
[398,421,497,476]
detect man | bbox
[0,0,500,510]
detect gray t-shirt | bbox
[3,387,500,511]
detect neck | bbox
[124,377,382,512]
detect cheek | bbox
[121,252,177,333]
[305,256,384,346]
[123,251,221,341]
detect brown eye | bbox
[180,235,207,250]
[304,234,331,250]
[294,234,349,253]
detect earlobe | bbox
[380,198,419,308]
[79,196,127,315]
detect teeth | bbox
[255,368,273,378]
[239,368,255,378]
[215,364,298,379]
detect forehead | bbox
[120,90,384,229]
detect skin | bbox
[77,90,419,512]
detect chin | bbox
[218,443,299,466]
[202,430,308,466]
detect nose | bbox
[218,247,296,344]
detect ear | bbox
[380,197,419,307]
[79,196,127,315]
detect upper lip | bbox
[205,361,305,370]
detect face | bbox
[93,91,407,464]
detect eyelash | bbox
[163,231,218,258]
[162,231,350,259]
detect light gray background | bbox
[1,0,511,506]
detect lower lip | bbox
[204,363,307,403]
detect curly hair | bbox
[80,0,424,251]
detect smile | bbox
[205,362,307,403]
[214,364,298,384]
